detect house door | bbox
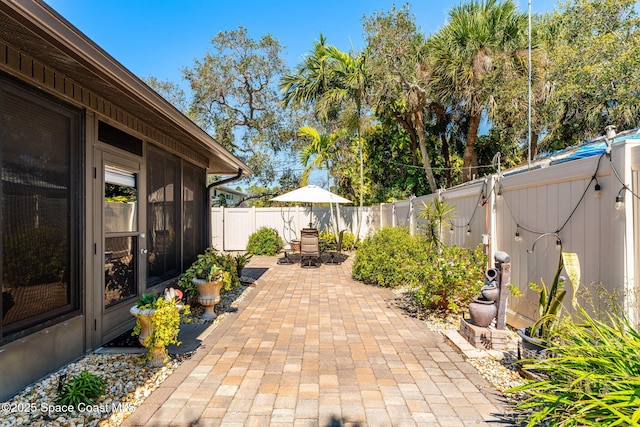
[94,150,146,345]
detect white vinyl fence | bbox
[211,137,640,327]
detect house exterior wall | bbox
[211,186,246,207]
[0,2,244,400]
[0,69,210,401]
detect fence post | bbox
[220,206,225,251]
[409,196,415,236]
[488,175,499,268]
[392,202,396,228]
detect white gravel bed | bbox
[0,281,255,427]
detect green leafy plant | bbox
[131,287,191,364]
[195,264,224,282]
[412,244,486,312]
[527,252,578,340]
[318,229,356,251]
[416,198,456,251]
[177,248,235,299]
[55,370,106,409]
[246,227,283,256]
[233,252,253,269]
[352,227,430,287]
[233,252,253,278]
[508,306,640,426]
[136,292,161,308]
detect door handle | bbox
[140,248,148,254]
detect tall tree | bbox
[483,11,552,161]
[184,25,295,185]
[541,0,640,149]
[142,76,190,115]
[280,37,369,239]
[281,35,333,114]
[427,0,528,181]
[363,4,439,192]
[297,126,345,186]
[297,125,348,236]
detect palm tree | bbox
[280,36,369,241]
[298,126,347,237]
[298,126,344,186]
[320,46,368,240]
[427,0,528,181]
[280,34,332,112]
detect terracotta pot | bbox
[291,240,301,252]
[468,298,497,327]
[192,278,223,320]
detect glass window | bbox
[104,167,138,307]
[1,79,81,341]
[104,236,137,307]
[104,166,137,233]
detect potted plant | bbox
[130,287,190,367]
[518,250,579,359]
[183,251,231,320]
[233,252,253,279]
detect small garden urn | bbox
[129,305,154,346]
[130,288,188,367]
[192,277,223,320]
[129,306,167,368]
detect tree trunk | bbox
[430,102,452,187]
[530,131,539,160]
[327,170,337,240]
[463,112,482,182]
[440,133,452,187]
[415,110,438,193]
[396,113,419,166]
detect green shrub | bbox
[412,245,486,312]
[246,227,282,256]
[319,229,356,251]
[508,307,640,426]
[352,227,429,287]
[55,370,106,410]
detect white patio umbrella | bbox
[271,185,352,228]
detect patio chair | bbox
[325,229,345,265]
[299,229,321,268]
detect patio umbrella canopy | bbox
[271,185,352,204]
[271,185,352,228]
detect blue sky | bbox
[44,0,560,88]
[43,0,560,187]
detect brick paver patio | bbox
[122,255,512,426]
